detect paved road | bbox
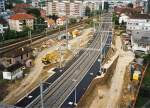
[24,13,112,108]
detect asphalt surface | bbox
[61,29,112,108]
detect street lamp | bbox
[40,81,52,108]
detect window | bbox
[26,53,29,57]
[7,59,12,64]
[21,55,23,60]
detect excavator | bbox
[41,52,59,65]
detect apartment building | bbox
[46,1,85,17]
[0,0,5,12]
[9,13,35,32]
[126,14,150,32]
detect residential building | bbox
[126,14,150,32]
[46,1,87,17]
[47,18,56,28]
[143,0,148,13]
[0,19,8,33]
[119,13,129,24]
[0,0,5,12]
[32,0,39,7]
[14,3,32,8]
[8,13,35,32]
[56,16,67,25]
[0,47,33,67]
[2,62,24,80]
[0,10,13,22]
[70,2,83,17]
[131,30,150,54]
[0,47,33,80]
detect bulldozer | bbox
[42,52,59,65]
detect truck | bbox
[41,52,60,65]
[72,29,80,38]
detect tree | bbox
[113,13,119,25]
[69,18,77,24]
[104,2,109,12]
[52,14,59,22]
[34,17,46,32]
[127,3,133,8]
[85,6,91,17]
[27,8,41,18]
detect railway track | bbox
[25,14,112,108]
[0,23,85,55]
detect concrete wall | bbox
[77,54,119,108]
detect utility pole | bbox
[66,18,69,48]
[59,45,63,69]
[99,5,103,75]
[40,81,44,108]
[28,30,32,46]
[45,28,48,37]
[74,88,77,106]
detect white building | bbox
[9,13,35,32]
[126,14,150,31]
[131,30,150,54]
[2,62,24,80]
[0,0,5,12]
[0,19,8,33]
[119,13,129,24]
[46,1,102,17]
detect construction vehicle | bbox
[42,52,60,65]
[72,29,80,38]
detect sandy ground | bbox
[2,28,93,105]
[78,36,135,108]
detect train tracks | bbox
[0,23,85,55]
[25,14,112,108]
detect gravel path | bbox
[106,36,135,108]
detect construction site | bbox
[76,29,149,108]
[0,16,149,108]
[1,24,94,105]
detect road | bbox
[23,13,112,108]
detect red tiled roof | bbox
[10,13,35,20]
[14,3,31,8]
[114,7,142,16]
[12,8,27,14]
[129,14,150,19]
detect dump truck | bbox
[42,52,60,65]
[72,29,80,38]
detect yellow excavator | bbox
[41,52,59,65]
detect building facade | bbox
[126,14,150,31]
[9,13,35,32]
[0,0,5,12]
[46,1,100,17]
[131,30,150,54]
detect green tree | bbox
[69,18,77,24]
[104,2,109,12]
[127,3,133,8]
[27,8,41,18]
[34,17,46,32]
[113,13,119,25]
[85,6,91,17]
